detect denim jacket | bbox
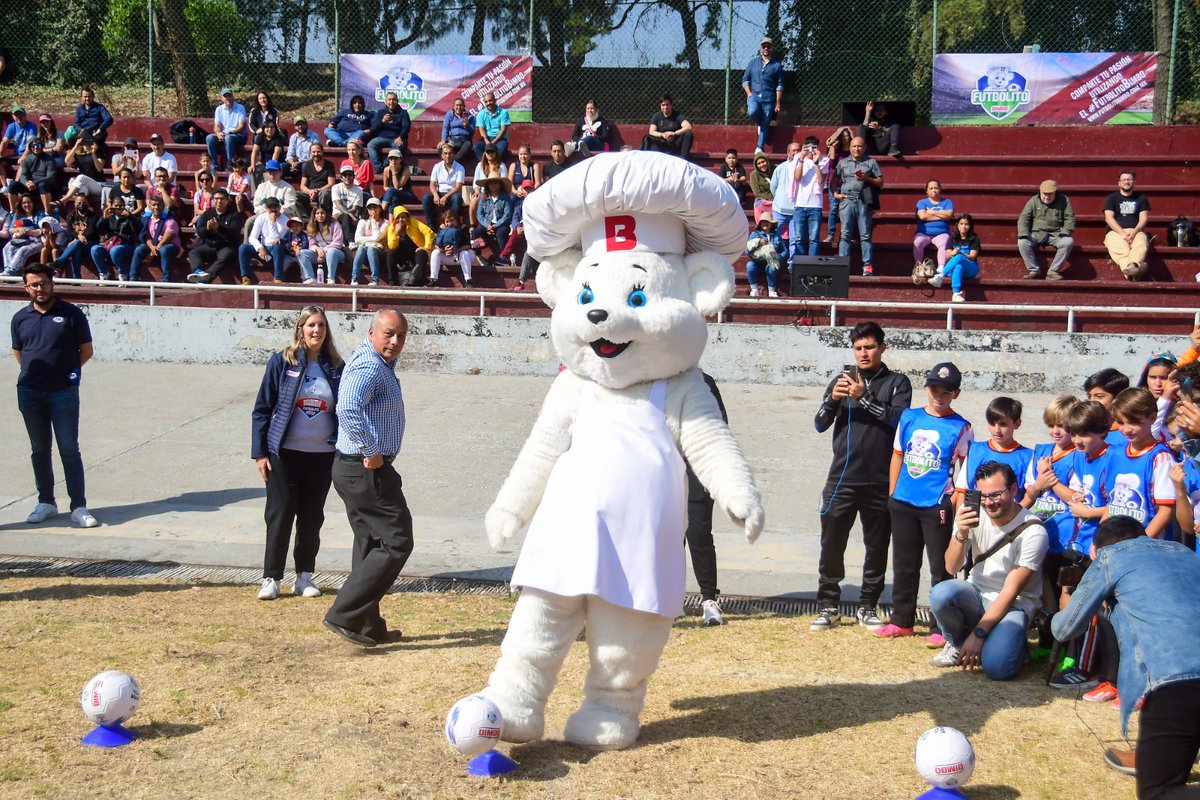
[1051,536,1200,733]
[251,349,343,459]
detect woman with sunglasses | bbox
[250,305,344,600]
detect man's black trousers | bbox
[817,482,891,608]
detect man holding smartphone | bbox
[930,461,1047,679]
[812,321,911,632]
[834,136,883,275]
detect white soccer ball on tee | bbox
[80,671,141,727]
[914,726,976,788]
[445,694,503,756]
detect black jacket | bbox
[814,362,911,486]
[195,208,244,249]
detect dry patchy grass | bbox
[0,577,1138,799]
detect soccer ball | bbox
[80,671,141,727]
[914,726,975,788]
[445,695,502,756]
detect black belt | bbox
[336,451,394,464]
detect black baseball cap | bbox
[925,362,962,391]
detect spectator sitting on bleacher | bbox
[384,207,434,286]
[1,106,38,166]
[91,196,140,280]
[248,91,280,140]
[748,153,773,224]
[285,116,320,181]
[501,190,529,275]
[429,209,473,288]
[541,140,572,182]
[35,115,65,169]
[206,88,248,171]
[111,137,140,186]
[367,92,411,173]
[508,143,541,200]
[252,160,300,220]
[280,217,309,282]
[3,139,59,216]
[323,95,370,147]
[438,97,475,165]
[1017,179,1075,281]
[473,93,510,161]
[227,157,252,215]
[298,142,335,214]
[111,167,145,217]
[565,99,610,158]
[187,188,244,284]
[858,101,900,158]
[471,176,513,266]
[73,88,113,146]
[193,153,215,189]
[719,149,750,206]
[1103,170,1152,281]
[469,144,505,225]
[1,195,46,276]
[239,196,290,284]
[301,206,344,284]
[331,165,364,246]
[130,195,180,283]
[350,197,386,286]
[641,95,693,159]
[913,179,954,272]
[250,120,288,183]
[380,149,416,214]
[340,139,374,193]
[145,167,180,217]
[929,213,982,304]
[54,196,99,279]
[422,144,465,226]
[140,133,177,189]
[745,217,786,298]
[191,171,214,224]
[61,135,107,206]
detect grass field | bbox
[0,576,1145,799]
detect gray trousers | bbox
[1018,233,1074,274]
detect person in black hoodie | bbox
[812,321,912,632]
[323,95,371,147]
[187,188,246,284]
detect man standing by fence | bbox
[743,36,784,156]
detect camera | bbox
[1058,549,1091,588]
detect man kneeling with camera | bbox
[1053,516,1200,800]
[929,461,1048,679]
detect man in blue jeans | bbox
[10,263,98,528]
[929,460,1048,679]
[834,136,883,276]
[742,37,784,154]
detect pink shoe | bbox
[1084,681,1118,703]
[512,281,524,292]
[873,623,915,638]
[925,633,947,649]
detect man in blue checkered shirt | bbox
[323,309,413,647]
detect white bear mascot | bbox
[467,151,765,751]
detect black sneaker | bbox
[810,607,840,631]
[1049,666,1099,691]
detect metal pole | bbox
[723,0,734,124]
[931,0,939,64]
[527,0,535,54]
[1166,0,1182,123]
[148,0,155,116]
[333,0,340,109]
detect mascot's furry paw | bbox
[485,505,524,550]
[563,702,640,750]
[726,496,765,543]
[478,689,545,743]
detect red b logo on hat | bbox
[604,215,637,251]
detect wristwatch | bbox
[972,626,989,641]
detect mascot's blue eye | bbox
[627,288,648,308]
[578,286,594,304]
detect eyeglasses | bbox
[25,281,50,290]
[979,488,1010,502]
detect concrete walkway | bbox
[0,359,1060,604]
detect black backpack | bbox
[169,119,209,145]
[1168,216,1196,247]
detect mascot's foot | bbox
[563,703,640,750]
[479,690,544,743]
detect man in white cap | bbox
[743,36,784,155]
[470,151,764,750]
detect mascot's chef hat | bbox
[522,151,747,263]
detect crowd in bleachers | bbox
[0,83,1182,295]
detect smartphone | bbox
[124,149,137,160]
[964,489,982,517]
[843,364,858,381]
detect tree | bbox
[637,0,722,88]
[332,0,436,55]
[158,0,210,115]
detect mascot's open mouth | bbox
[590,339,631,359]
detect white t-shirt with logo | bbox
[964,506,1048,617]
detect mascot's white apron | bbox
[511,379,688,617]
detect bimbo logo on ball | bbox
[971,65,1031,121]
[376,67,427,110]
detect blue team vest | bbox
[1070,446,1110,552]
[1027,443,1076,552]
[961,440,1034,501]
[893,407,972,508]
[1104,442,1174,528]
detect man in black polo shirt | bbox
[11,263,98,527]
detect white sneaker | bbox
[768,289,779,298]
[749,285,761,297]
[927,273,944,288]
[293,572,321,598]
[70,507,98,528]
[27,502,58,524]
[564,141,576,158]
[257,577,280,600]
[932,641,962,667]
[952,292,966,303]
[302,278,316,285]
[701,599,724,626]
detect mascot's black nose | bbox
[587,309,609,324]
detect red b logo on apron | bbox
[604,215,637,251]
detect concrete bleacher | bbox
[6,113,1200,332]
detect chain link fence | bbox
[0,0,1196,124]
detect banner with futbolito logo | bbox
[932,52,1156,125]
[339,54,533,122]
